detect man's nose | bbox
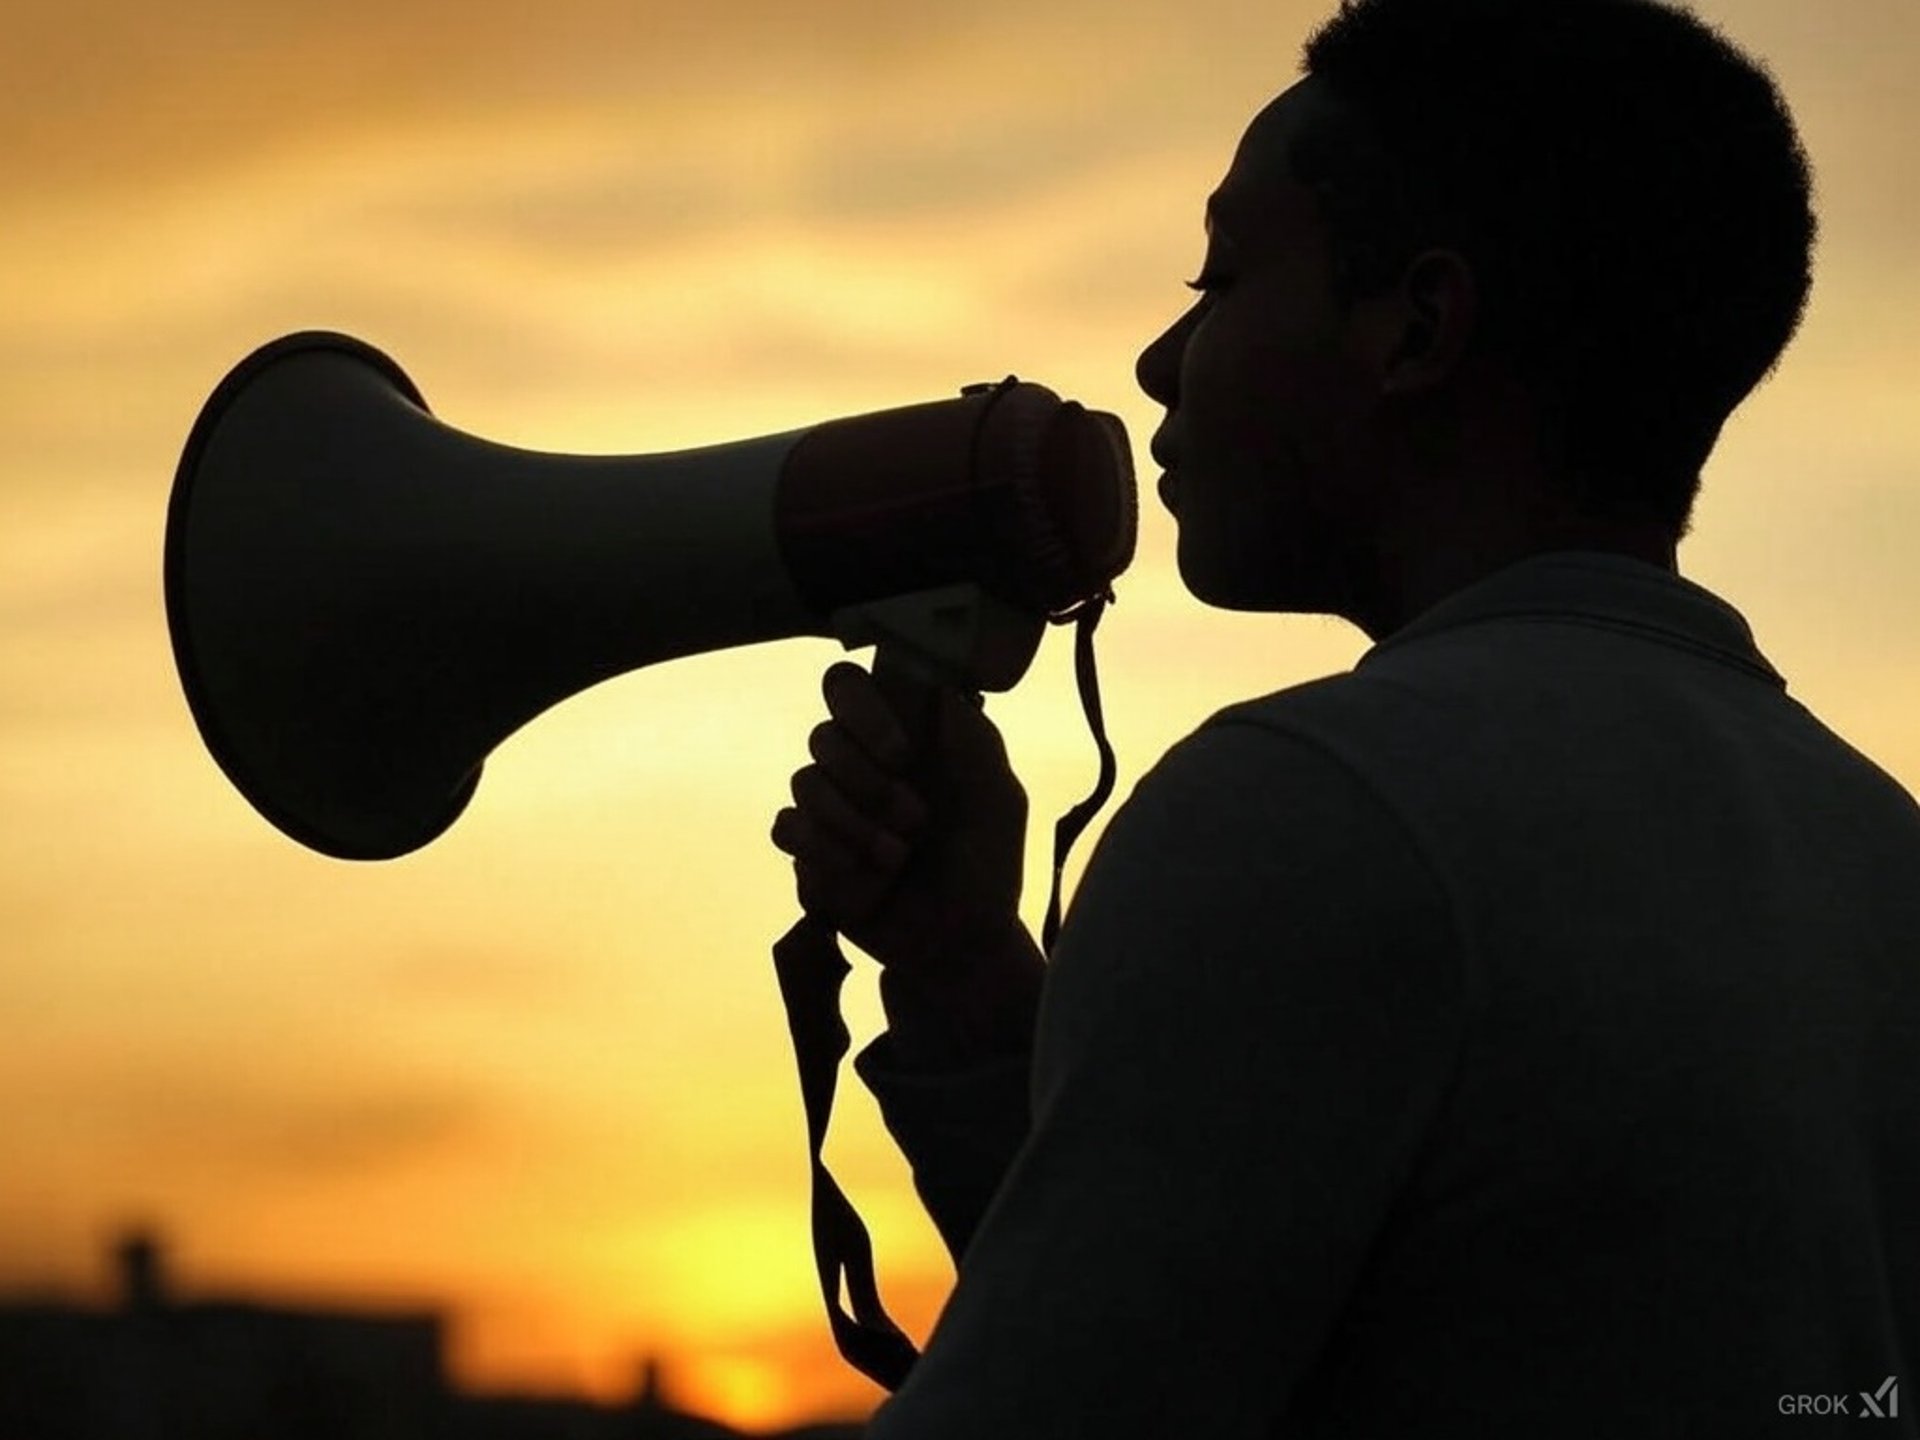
[1135,320,1183,408]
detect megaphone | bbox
[165,330,1137,860]
[164,329,1140,1394]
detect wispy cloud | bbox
[4,0,1918,1427]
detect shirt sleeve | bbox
[861,717,1469,1439]
[852,1032,1034,1268]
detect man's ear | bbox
[1381,249,1477,397]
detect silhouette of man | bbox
[773,3,1919,1434]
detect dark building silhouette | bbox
[0,1231,867,1440]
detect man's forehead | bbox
[1206,174,1314,246]
[1209,79,1337,242]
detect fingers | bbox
[769,803,907,923]
[808,720,930,838]
[767,663,937,927]
[770,795,907,873]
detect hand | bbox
[771,659,1042,1059]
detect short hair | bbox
[1292,0,1819,541]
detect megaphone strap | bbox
[771,914,922,1391]
[772,592,1122,1394]
[1042,587,1119,954]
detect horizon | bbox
[4,0,1917,1431]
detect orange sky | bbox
[4,0,1918,1430]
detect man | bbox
[771,1,1919,1433]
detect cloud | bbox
[67,1062,497,1179]
[1,0,1031,201]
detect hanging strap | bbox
[770,588,1119,1393]
[1041,587,1119,954]
[771,914,921,1388]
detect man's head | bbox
[1135,0,1818,641]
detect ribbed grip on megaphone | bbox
[775,373,1138,630]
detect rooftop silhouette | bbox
[0,1228,868,1440]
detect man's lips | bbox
[1151,428,1181,507]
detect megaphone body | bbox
[166,331,1136,860]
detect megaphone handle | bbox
[869,643,981,780]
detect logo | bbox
[1777,1376,1899,1419]
[1862,1376,1901,1420]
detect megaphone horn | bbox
[165,330,1137,861]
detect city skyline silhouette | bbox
[0,1227,870,1440]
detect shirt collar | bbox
[1356,549,1787,690]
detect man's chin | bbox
[1176,538,1356,620]
[1176,548,1281,613]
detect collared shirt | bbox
[854,550,1920,1439]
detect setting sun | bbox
[5,0,1918,1432]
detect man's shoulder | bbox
[1125,673,1433,852]
[1201,669,1369,735]
[1144,663,1510,860]
[1185,666,1454,775]
[1152,673,1366,788]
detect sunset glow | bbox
[5,0,1918,1429]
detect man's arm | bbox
[862,718,1469,1438]
[853,920,1045,1266]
